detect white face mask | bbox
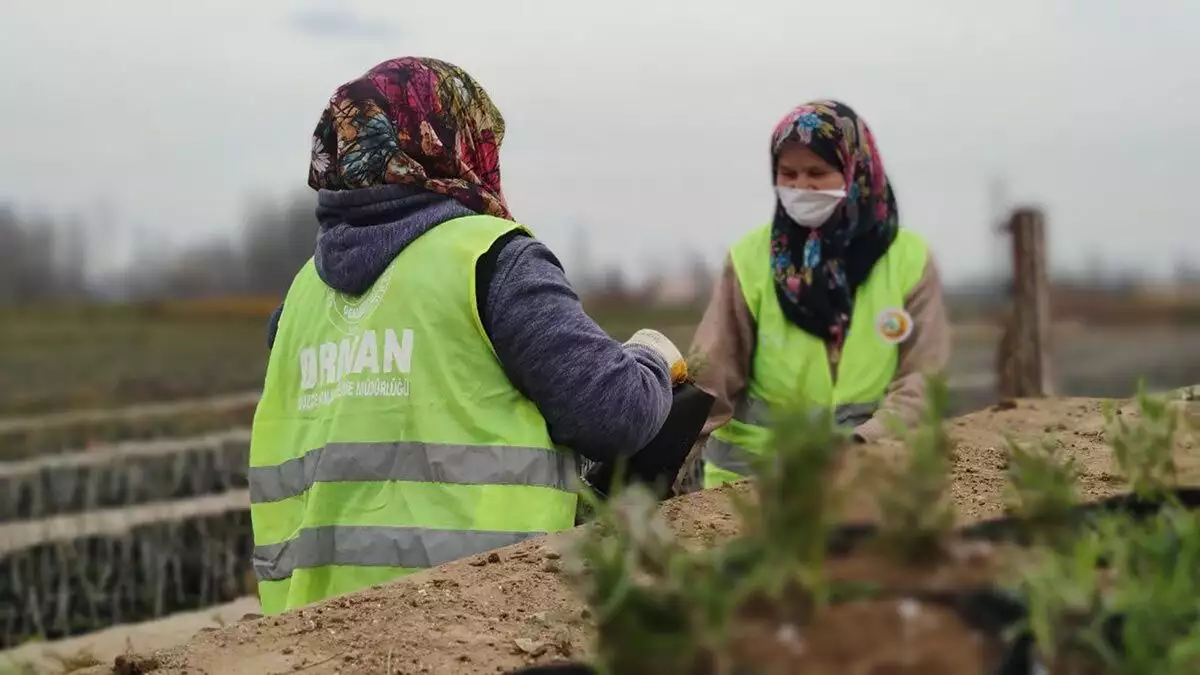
[776,186,846,228]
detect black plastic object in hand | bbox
[583,382,715,502]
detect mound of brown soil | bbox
[76,397,1199,675]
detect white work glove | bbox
[625,329,688,384]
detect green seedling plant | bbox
[570,477,735,675]
[1011,522,1109,671]
[569,392,854,673]
[874,374,956,563]
[1010,377,1200,674]
[728,400,849,618]
[1095,507,1200,675]
[0,658,35,675]
[1004,436,1081,546]
[1104,383,1180,501]
[571,372,1200,673]
[1019,507,1200,675]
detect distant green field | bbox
[0,305,269,415]
[6,300,1197,421]
[587,303,706,345]
[0,302,707,416]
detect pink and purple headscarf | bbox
[308,56,511,220]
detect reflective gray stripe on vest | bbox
[729,397,879,429]
[703,398,882,477]
[249,442,575,504]
[833,402,879,427]
[702,436,756,476]
[253,525,541,582]
[733,396,772,426]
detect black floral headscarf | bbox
[769,100,899,346]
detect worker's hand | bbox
[625,329,688,384]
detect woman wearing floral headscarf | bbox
[251,57,687,614]
[683,100,951,490]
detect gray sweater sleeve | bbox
[482,237,673,463]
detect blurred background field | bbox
[3,287,1200,478]
[4,283,1199,418]
[0,305,267,416]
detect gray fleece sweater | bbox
[268,185,673,464]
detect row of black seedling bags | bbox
[509,487,1200,675]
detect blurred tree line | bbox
[0,193,319,305]
[0,205,89,304]
[0,193,718,307]
[13,192,1192,309]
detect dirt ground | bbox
[0,598,260,674]
[40,397,1200,675]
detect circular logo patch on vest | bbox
[875,307,914,345]
[324,266,394,336]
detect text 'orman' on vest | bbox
[296,328,414,411]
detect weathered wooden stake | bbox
[997,208,1054,398]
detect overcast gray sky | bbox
[1,0,1197,284]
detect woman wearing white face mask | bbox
[680,100,951,490]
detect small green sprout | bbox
[571,484,733,675]
[1104,383,1180,500]
[569,370,1200,675]
[1013,501,1200,674]
[0,657,36,675]
[1004,435,1081,545]
[874,375,956,563]
[1091,507,1200,675]
[730,400,847,614]
[1011,522,1108,670]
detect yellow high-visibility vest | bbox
[704,224,928,487]
[250,215,577,615]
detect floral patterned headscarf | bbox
[309,56,510,219]
[768,100,899,346]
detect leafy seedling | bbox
[0,658,35,675]
[1010,520,1110,671]
[570,481,734,675]
[730,399,849,617]
[568,389,858,673]
[1004,435,1081,546]
[1010,381,1195,672]
[874,374,956,564]
[1104,382,1180,501]
[1088,507,1200,675]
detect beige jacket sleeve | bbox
[687,253,952,445]
[852,255,952,441]
[689,255,756,442]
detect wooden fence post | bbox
[997,207,1054,398]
